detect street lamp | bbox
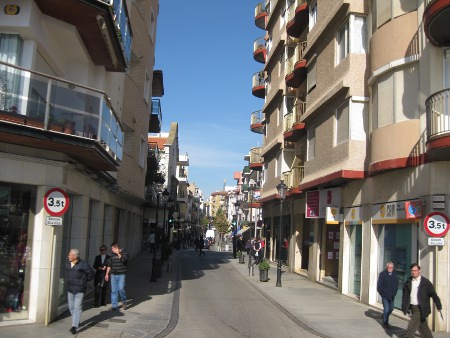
[276,179,287,287]
[161,189,170,237]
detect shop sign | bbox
[424,212,450,237]
[344,206,362,224]
[319,188,341,218]
[405,200,423,219]
[306,190,320,218]
[326,207,342,224]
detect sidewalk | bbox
[0,249,180,338]
[231,253,450,338]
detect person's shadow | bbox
[364,309,408,337]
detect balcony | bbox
[286,0,309,38]
[242,166,251,177]
[252,71,265,98]
[150,99,162,133]
[254,2,268,30]
[250,110,265,134]
[34,0,132,72]
[253,37,267,64]
[249,147,263,171]
[283,101,306,141]
[0,61,123,172]
[425,89,450,160]
[147,142,159,170]
[285,41,308,88]
[424,0,450,47]
[282,166,304,195]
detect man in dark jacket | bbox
[402,263,442,337]
[377,262,398,328]
[66,248,94,335]
[92,245,110,307]
[105,242,128,310]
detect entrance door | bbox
[301,217,310,270]
[324,224,340,278]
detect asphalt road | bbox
[165,249,317,338]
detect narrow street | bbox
[166,248,316,338]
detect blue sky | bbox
[154,1,264,198]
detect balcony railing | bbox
[0,61,124,161]
[150,99,162,133]
[252,71,265,98]
[425,89,450,140]
[284,100,306,132]
[286,41,308,74]
[286,0,308,38]
[254,2,268,30]
[282,166,304,189]
[253,37,267,63]
[251,110,264,134]
[249,147,262,165]
[35,0,132,71]
[424,0,450,47]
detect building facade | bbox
[250,0,450,332]
[0,0,161,324]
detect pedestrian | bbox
[92,245,110,308]
[198,235,205,256]
[282,238,289,264]
[401,263,442,337]
[148,231,156,255]
[377,261,398,328]
[252,238,261,264]
[194,237,199,252]
[66,248,94,335]
[105,242,128,311]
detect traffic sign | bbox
[44,188,69,216]
[424,212,450,237]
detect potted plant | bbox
[258,260,270,282]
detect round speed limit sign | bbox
[424,212,450,237]
[44,188,70,216]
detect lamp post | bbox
[161,189,170,238]
[276,180,287,287]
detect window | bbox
[372,63,419,129]
[139,136,147,169]
[372,0,417,32]
[336,101,349,145]
[309,1,317,30]
[144,72,151,103]
[336,16,367,65]
[307,60,317,93]
[336,98,368,145]
[307,126,315,160]
[149,9,156,43]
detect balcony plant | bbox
[258,259,270,282]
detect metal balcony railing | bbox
[283,100,306,132]
[286,41,308,74]
[0,61,124,161]
[281,166,304,189]
[425,89,450,139]
[255,1,268,19]
[254,37,266,53]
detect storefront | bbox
[0,183,36,320]
[343,206,362,298]
[372,200,420,309]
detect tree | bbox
[213,208,229,234]
[200,216,209,229]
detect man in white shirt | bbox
[401,263,442,337]
[148,232,156,255]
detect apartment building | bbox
[0,0,161,324]
[251,0,450,332]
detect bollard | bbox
[150,256,157,282]
[167,261,172,272]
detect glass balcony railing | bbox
[0,61,124,161]
[113,0,132,66]
[250,147,262,164]
[284,100,306,132]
